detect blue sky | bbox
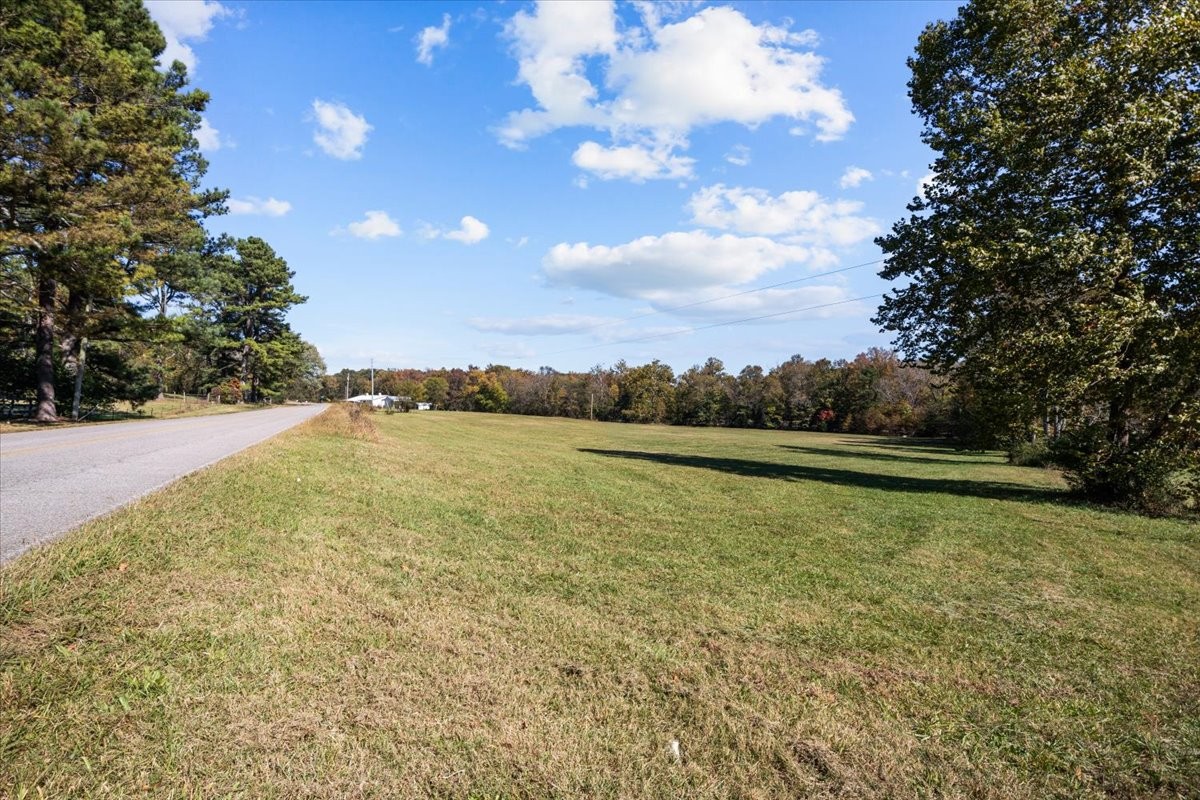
[145,0,954,374]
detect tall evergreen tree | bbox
[0,0,223,420]
[202,237,307,402]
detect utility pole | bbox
[370,358,375,396]
[344,369,349,399]
[590,392,594,421]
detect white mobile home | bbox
[347,394,399,409]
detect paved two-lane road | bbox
[0,404,326,564]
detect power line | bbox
[536,293,884,358]
[344,292,884,369]
[366,260,888,369]
[559,257,885,336]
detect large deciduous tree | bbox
[617,360,675,424]
[674,358,733,427]
[0,0,223,420]
[285,341,327,402]
[876,0,1199,511]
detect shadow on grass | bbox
[779,444,997,467]
[579,448,1063,504]
[846,437,992,456]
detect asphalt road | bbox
[0,404,327,564]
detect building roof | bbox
[347,394,399,402]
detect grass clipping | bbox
[304,401,380,442]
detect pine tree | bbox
[0,0,223,419]
[201,237,307,403]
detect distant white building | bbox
[347,394,399,409]
[415,402,432,411]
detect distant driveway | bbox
[0,404,326,564]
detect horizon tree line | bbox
[323,349,971,438]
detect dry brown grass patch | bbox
[303,402,379,442]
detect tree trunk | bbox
[33,275,58,422]
[240,339,252,403]
[1108,394,1131,449]
[72,331,89,421]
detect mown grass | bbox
[1,406,1197,798]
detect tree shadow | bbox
[579,448,1064,504]
[848,437,981,454]
[779,444,997,467]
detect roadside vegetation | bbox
[3,407,1196,797]
[114,395,270,420]
[0,396,271,435]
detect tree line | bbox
[1,0,318,420]
[325,349,973,437]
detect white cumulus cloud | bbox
[604,8,845,137]
[629,0,704,32]
[497,1,618,145]
[425,215,489,244]
[918,172,936,199]
[345,210,401,239]
[416,14,452,65]
[839,166,873,189]
[194,117,221,151]
[311,100,372,160]
[497,2,852,180]
[145,0,230,74]
[447,216,490,244]
[542,230,817,302]
[725,144,751,167]
[572,141,694,181]
[227,196,291,217]
[687,184,879,247]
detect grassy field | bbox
[1,406,1197,798]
